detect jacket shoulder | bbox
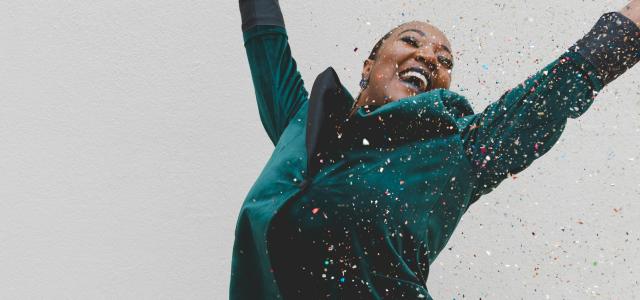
[437,89,475,117]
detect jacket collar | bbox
[305,67,353,176]
[305,67,475,177]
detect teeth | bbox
[400,71,428,90]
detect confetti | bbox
[231,7,640,299]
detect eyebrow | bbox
[399,28,452,55]
[400,28,426,36]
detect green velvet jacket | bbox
[231,2,640,298]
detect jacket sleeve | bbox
[240,0,309,145]
[460,12,640,205]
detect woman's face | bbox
[359,21,454,107]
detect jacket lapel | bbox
[305,67,355,177]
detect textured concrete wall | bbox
[2,0,639,298]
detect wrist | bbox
[568,12,640,86]
[239,0,285,32]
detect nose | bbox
[415,47,438,71]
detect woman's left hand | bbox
[620,0,640,27]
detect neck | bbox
[349,90,369,117]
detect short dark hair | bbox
[368,30,395,60]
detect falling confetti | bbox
[231,4,640,300]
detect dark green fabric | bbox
[242,25,308,145]
[569,12,640,85]
[231,24,604,299]
[239,0,285,31]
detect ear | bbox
[362,59,374,80]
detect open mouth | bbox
[398,67,431,92]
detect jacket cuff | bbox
[568,12,640,86]
[239,0,285,32]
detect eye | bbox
[400,36,419,47]
[438,56,454,69]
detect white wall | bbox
[2,0,639,298]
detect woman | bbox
[231,0,640,299]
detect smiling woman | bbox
[352,21,455,114]
[230,0,640,299]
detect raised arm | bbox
[239,0,309,145]
[459,8,640,205]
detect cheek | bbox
[435,69,452,88]
[370,51,407,81]
[370,65,399,84]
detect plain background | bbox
[2,0,640,298]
